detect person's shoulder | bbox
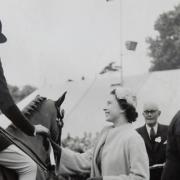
[133,129,144,138]
[128,130,145,146]
[172,111,180,122]
[158,124,168,138]
[125,127,143,139]
[170,111,180,127]
[158,123,168,129]
[175,110,180,116]
[172,111,180,133]
[136,125,145,133]
[100,125,113,133]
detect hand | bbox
[34,124,49,136]
[87,177,103,180]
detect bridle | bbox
[55,105,64,144]
[54,105,64,166]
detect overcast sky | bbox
[0,0,179,87]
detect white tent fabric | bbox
[0,69,180,137]
[136,70,180,127]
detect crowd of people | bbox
[62,132,99,153]
[60,92,180,180]
[61,101,169,180]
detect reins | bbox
[0,127,62,172]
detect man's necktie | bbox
[150,127,155,141]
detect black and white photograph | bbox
[0,0,180,180]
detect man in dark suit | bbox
[137,102,168,180]
[161,111,180,180]
[0,20,49,180]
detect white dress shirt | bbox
[146,123,158,139]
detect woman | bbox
[59,87,149,180]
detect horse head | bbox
[22,91,67,145]
[54,91,67,144]
[3,92,67,180]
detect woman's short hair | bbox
[111,89,138,123]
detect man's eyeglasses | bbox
[144,110,157,114]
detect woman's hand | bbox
[34,124,49,136]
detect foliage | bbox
[8,84,36,103]
[146,4,180,71]
[62,132,99,153]
[60,132,100,180]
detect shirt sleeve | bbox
[59,147,93,175]
[0,59,14,111]
[0,60,35,136]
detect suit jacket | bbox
[0,60,14,112]
[161,111,180,180]
[137,124,168,166]
[59,124,149,180]
[137,124,168,180]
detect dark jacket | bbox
[137,124,168,180]
[0,59,35,151]
[161,111,180,180]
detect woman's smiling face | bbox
[103,94,124,123]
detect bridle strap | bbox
[54,105,64,167]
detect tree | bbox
[19,85,37,101]
[8,84,36,103]
[146,4,180,71]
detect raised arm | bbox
[0,60,49,136]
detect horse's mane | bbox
[22,95,47,118]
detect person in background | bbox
[137,102,168,180]
[58,87,149,180]
[0,20,49,180]
[161,110,180,180]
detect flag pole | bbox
[120,0,123,86]
[107,0,137,86]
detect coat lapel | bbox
[153,124,163,152]
[91,127,111,177]
[141,125,153,151]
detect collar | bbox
[146,123,158,137]
[113,122,132,130]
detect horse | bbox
[0,91,67,180]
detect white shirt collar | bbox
[146,123,158,137]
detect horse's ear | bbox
[55,91,67,107]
